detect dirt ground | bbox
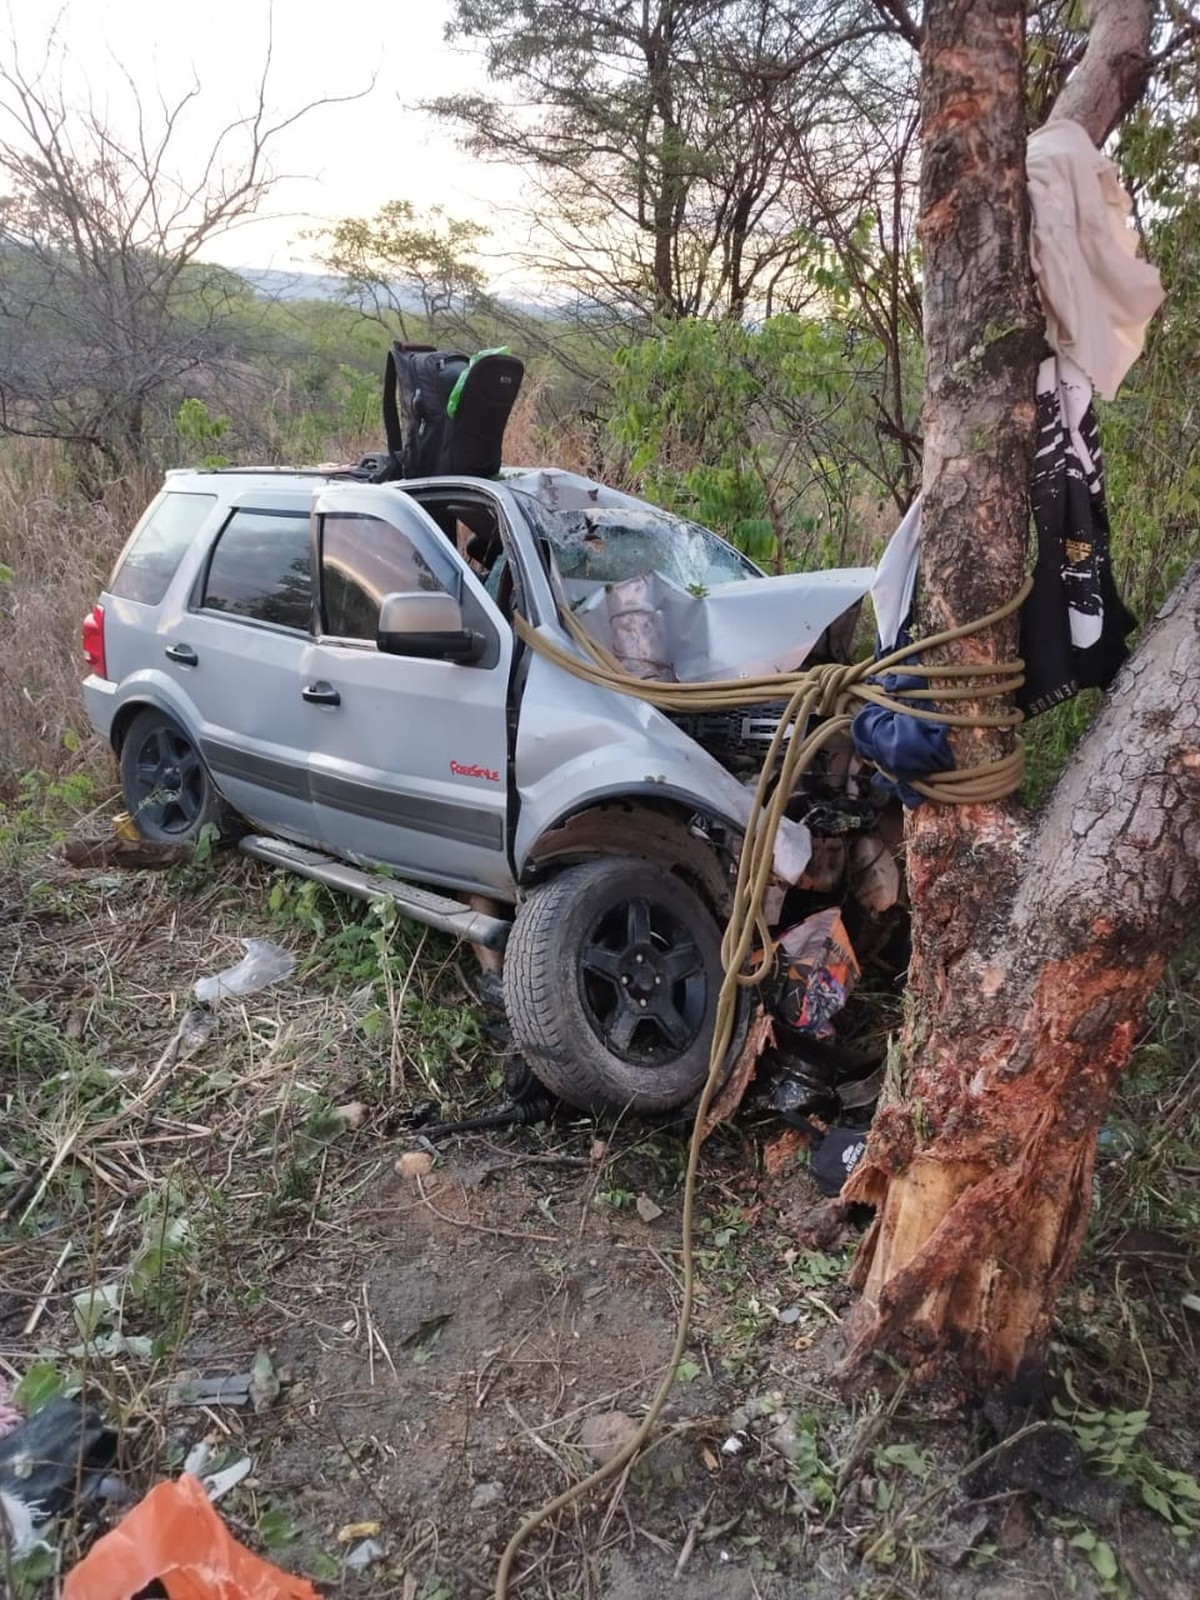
[2,834,1198,1599]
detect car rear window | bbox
[200,509,313,632]
[109,491,217,605]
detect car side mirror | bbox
[376,591,484,664]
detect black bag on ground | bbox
[378,342,524,480]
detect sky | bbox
[2,0,530,281]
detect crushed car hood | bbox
[573,566,876,682]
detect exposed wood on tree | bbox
[840,0,1189,1392]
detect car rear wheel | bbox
[119,708,228,844]
[503,856,734,1115]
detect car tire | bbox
[119,707,229,844]
[503,856,734,1116]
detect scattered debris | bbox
[402,1070,559,1139]
[183,1441,214,1477]
[0,1488,42,1558]
[345,1538,386,1572]
[61,1473,320,1600]
[0,1395,118,1517]
[169,1373,258,1409]
[774,909,859,1039]
[337,1520,381,1542]
[469,1481,504,1512]
[179,1442,254,1502]
[193,938,296,1003]
[170,1361,282,1418]
[203,1458,254,1503]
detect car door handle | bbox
[164,642,198,666]
[301,681,341,707]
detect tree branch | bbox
[1048,0,1153,143]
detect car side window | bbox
[200,510,312,632]
[109,491,218,605]
[321,511,448,642]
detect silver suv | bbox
[82,466,871,1114]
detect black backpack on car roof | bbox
[375,342,524,481]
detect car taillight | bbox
[82,603,108,680]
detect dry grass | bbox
[0,442,156,795]
[0,822,502,1579]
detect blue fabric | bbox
[851,670,954,808]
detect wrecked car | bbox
[81,465,893,1115]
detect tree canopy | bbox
[429,0,917,324]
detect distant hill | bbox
[233,266,426,307]
[233,265,590,323]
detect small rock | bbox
[345,1538,384,1572]
[335,1101,367,1130]
[470,1480,504,1511]
[769,1418,800,1461]
[579,1411,639,1465]
[635,1195,663,1223]
[395,1150,434,1181]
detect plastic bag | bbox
[0,1396,117,1516]
[194,939,295,1003]
[63,1473,320,1600]
[775,909,859,1038]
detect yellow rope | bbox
[493,578,1031,1598]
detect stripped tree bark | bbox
[841,0,1200,1391]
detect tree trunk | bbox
[840,0,1183,1393]
[844,562,1200,1389]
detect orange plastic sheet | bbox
[63,1474,321,1600]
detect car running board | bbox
[238,836,511,950]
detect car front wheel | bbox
[503,856,733,1115]
[119,708,228,844]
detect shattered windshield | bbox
[508,489,759,591]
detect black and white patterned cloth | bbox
[1017,355,1136,717]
